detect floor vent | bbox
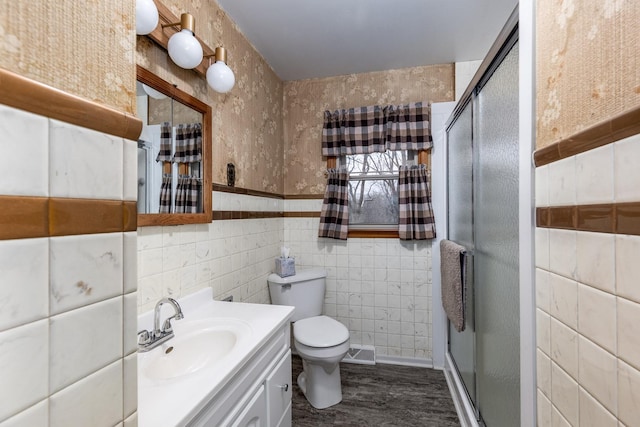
[342,344,376,365]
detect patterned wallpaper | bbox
[536,0,640,149]
[282,64,454,195]
[136,0,284,194]
[0,0,136,115]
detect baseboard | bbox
[444,353,480,427]
[376,355,433,368]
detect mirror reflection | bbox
[136,82,204,214]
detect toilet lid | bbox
[294,315,349,348]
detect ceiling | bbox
[216,0,519,81]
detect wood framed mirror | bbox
[136,65,212,226]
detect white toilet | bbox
[267,268,350,409]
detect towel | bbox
[440,239,467,332]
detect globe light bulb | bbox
[136,0,159,35]
[167,29,203,69]
[207,60,235,93]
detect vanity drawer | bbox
[266,350,292,427]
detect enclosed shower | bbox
[441,11,521,427]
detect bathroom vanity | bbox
[137,289,294,427]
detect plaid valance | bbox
[174,123,202,163]
[322,101,432,156]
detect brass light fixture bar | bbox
[143,0,218,78]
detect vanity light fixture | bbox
[206,47,236,94]
[163,13,203,69]
[136,0,159,35]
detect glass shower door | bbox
[474,40,520,426]
[446,100,476,408]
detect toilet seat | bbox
[294,315,349,347]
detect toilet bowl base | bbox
[297,359,343,409]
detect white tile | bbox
[550,317,578,379]
[123,353,137,418]
[123,292,138,356]
[0,399,48,427]
[549,229,576,280]
[578,284,616,353]
[535,164,549,207]
[616,235,640,304]
[49,296,123,393]
[49,360,122,427]
[123,232,138,294]
[537,349,551,397]
[578,336,617,415]
[49,233,123,315]
[618,359,640,426]
[0,238,48,331]
[0,320,48,422]
[124,412,138,427]
[49,120,123,199]
[536,268,550,313]
[579,387,617,427]
[551,361,579,425]
[548,155,576,206]
[535,227,550,270]
[537,309,551,356]
[576,144,614,204]
[123,138,137,201]
[0,105,48,196]
[575,231,615,293]
[549,272,578,329]
[537,390,552,427]
[614,134,640,202]
[618,297,640,371]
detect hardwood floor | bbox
[291,356,460,426]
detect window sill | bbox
[348,229,399,239]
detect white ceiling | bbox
[216,0,519,81]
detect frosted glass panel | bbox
[446,101,476,405]
[475,41,520,425]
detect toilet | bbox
[267,268,350,409]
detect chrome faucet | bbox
[138,297,184,352]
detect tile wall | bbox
[0,104,138,426]
[136,192,284,314]
[535,133,640,426]
[137,193,434,363]
[284,199,433,363]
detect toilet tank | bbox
[267,268,327,322]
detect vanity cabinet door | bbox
[231,384,266,427]
[265,350,292,427]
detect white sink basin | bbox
[140,318,252,381]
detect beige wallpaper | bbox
[0,0,136,114]
[136,0,284,194]
[282,64,454,195]
[536,0,640,148]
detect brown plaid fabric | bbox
[173,123,202,163]
[322,102,431,156]
[156,122,172,162]
[398,165,435,240]
[159,173,172,213]
[385,102,432,151]
[318,168,349,240]
[175,175,201,213]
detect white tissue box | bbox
[275,257,295,278]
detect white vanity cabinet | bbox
[187,322,293,427]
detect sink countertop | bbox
[137,289,294,427]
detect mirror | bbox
[136,65,212,226]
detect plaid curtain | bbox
[156,122,172,162]
[159,173,172,213]
[322,102,431,156]
[175,175,202,213]
[318,168,349,240]
[398,165,435,240]
[173,123,202,163]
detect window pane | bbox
[348,178,399,225]
[346,151,407,177]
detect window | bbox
[341,150,414,229]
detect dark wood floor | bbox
[291,356,460,427]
